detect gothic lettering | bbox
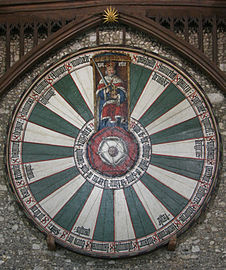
[71,55,90,67]
[179,206,196,222]
[75,226,90,236]
[158,64,177,80]
[157,224,176,240]
[91,243,109,252]
[20,98,34,117]
[33,79,49,94]
[176,78,192,93]
[152,72,170,87]
[25,164,35,180]
[49,66,67,79]
[39,88,55,105]
[137,56,156,68]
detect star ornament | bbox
[103,6,119,23]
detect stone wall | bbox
[0,25,225,270]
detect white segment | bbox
[45,90,86,129]
[114,189,135,241]
[146,99,196,135]
[70,66,94,114]
[133,181,174,229]
[152,138,202,159]
[71,186,103,239]
[131,73,170,120]
[39,175,85,218]
[24,157,75,184]
[24,122,75,147]
[147,164,197,200]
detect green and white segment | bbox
[7,48,219,258]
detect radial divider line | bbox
[149,115,199,137]
[146,165,197,200]
[39,85,86,130]
[24,158,75,184]
[29,166,80,203]
[151,152,204,161]
[70,186,103,240]
[28,103,80,139]
[151,138,205,160]
[123,188,138,242]
[39,175,86,220]
[27,119,76,139]
[91,187,105,241]
[124,185,157,239]
[23,121,76,147]
[132,180,175,229]
[151,154,205,181]
[131,184,157,231]
[130,64,156,115]
[69,65,94,115]
[114,189,136,241]
[146,99,196,135]
[69,68,94,117]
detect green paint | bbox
[150,154,204,180]
[29,102,80,138]
[124,186,156,238]
[93,189,114,242]
[150,117,203,144]
[22,142,74,163]
[29,166,79,202]
[141,173,188,217]
[130,64,153,113]
[54,74,93,122]
[139,84,185,127]
[53,181,93,231]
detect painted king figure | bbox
[96,61,128,131]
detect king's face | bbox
[106,65,115,76]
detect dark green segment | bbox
[29,166,79,202]
[124,187,156,238]
[29,102,80,138]
[22,142,74,163]
[53,181,93,231]
[53,74,93,122]
[150,154,204,180]
[150,117,203,144]
[93,189,114,242]
[139,83,185,127]
[130,63,153,113]
[141,173,188,217]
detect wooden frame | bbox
[0,11,225,99]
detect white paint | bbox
[131,73,169,120]
[152,138,203,159]
[24,157,75,184]
[71,186,103,239]
[24,122,75,147]
[45,90,86,129]
[70,66,94,115]
[133,181,174,229]
[147,164,198,200]
[114,189,135,241]
[146,99,196,135]
[39,175,85,218]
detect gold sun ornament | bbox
[103,6,119,23]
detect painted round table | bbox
[6,47,220,258]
